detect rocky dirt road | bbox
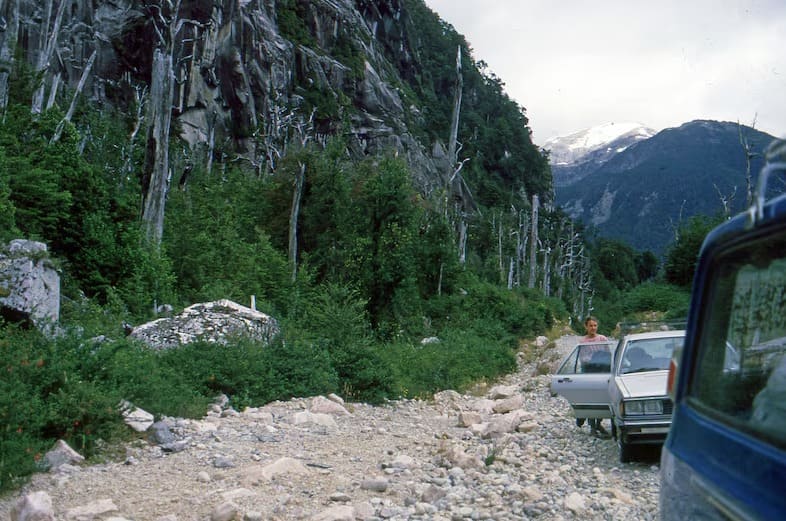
[1,335,660,520]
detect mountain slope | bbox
[555,120,776,254]
[546,123,656,187]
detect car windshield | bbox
[621,337,682,374]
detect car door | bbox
[551,342,614,419]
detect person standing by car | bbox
[578,316,611,438]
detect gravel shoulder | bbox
[0,335,660,521]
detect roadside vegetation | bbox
[0,61,703,494]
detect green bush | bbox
[620,282,690,315]
[432,280,555,341]
[159,336,339,409]
[297,284,396,403]
[380,330,517,398]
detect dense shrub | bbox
[620,283,690,316]
[380,330,517,398]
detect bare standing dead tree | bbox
[141,47,175,245]
[713,183,737,218]
[288,109,316,281]
[739,116,760,207]
[528,194,539,289]
[31,0,66,115]
[668,199,688,242]
[0,0,20,115]
[50,50,97,144]
[142,0,212,244]
[446,46,462,210]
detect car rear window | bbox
[620,337,681,374]
[688,228,786,449]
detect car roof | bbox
[622,330,686,341]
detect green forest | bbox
[0,0,704,492]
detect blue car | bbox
[660,139,786,520]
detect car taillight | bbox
[667,343,682,399]
[667,358,678,399]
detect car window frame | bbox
[684,224,786,451]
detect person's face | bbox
[585,320,598,335]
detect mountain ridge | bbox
[546,123,656,187]
[554,120,777,254]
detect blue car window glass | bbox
[689,230,786,449]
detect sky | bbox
[423,0,786,145]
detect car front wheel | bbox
[619,436,636,463]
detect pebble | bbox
[0,335,661,521]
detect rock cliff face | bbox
[0,239,60,329]
[3,0,445,193]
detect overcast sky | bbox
[423,0,786,145]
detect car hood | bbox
[615,371,668,399]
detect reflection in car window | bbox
[690,230,786,449]
[558,343,613,374]
[620,338,680,374]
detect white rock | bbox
[210,502,237,521]
[487,384,518,399]
[292,410,338,428]
[492,394,523,413]
[310,395,351,416]
[458,410,482,427]
[327,393,345,405]
[309,505,355,521]
[119,400,154,432]
[65,499,118,520]
[260,457,310,480]
[44,440,84,470]
[11,491,54,521]
[564,492,586,513]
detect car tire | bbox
[619,437,636,463]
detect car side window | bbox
[557,343,612,374]
[557,347,580,374]
[689,230,786,449]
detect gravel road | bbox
[1,334,661,521]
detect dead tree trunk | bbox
[289,162,305,282]
[542,245,552,296]
[45,73,60,110]
[458,219,468,265]
[528,194,539,289]
[445,46,473,266]
[0,0,20,113]
[448,47,464,181]
[739,118,759,207]
[31,0,65,114]
[51,50,97,144]
[497,213,504,282]
[141,49,175,245]
[507,256,514,290]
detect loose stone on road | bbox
[1,334,660,520]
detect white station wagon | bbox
[551,329,685,462]
[609,330,685,462]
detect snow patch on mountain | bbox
[544,122,656,166]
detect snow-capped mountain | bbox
[554,120,776,254]
[545,122,656,166]
[545,123,656,187]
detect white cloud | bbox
[424,0,786,143]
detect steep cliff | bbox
[1,0,465,193]
[2,0,553,207]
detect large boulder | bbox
[129,299,280,350]
[0,239,60,329]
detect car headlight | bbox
[622,399,663,416]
